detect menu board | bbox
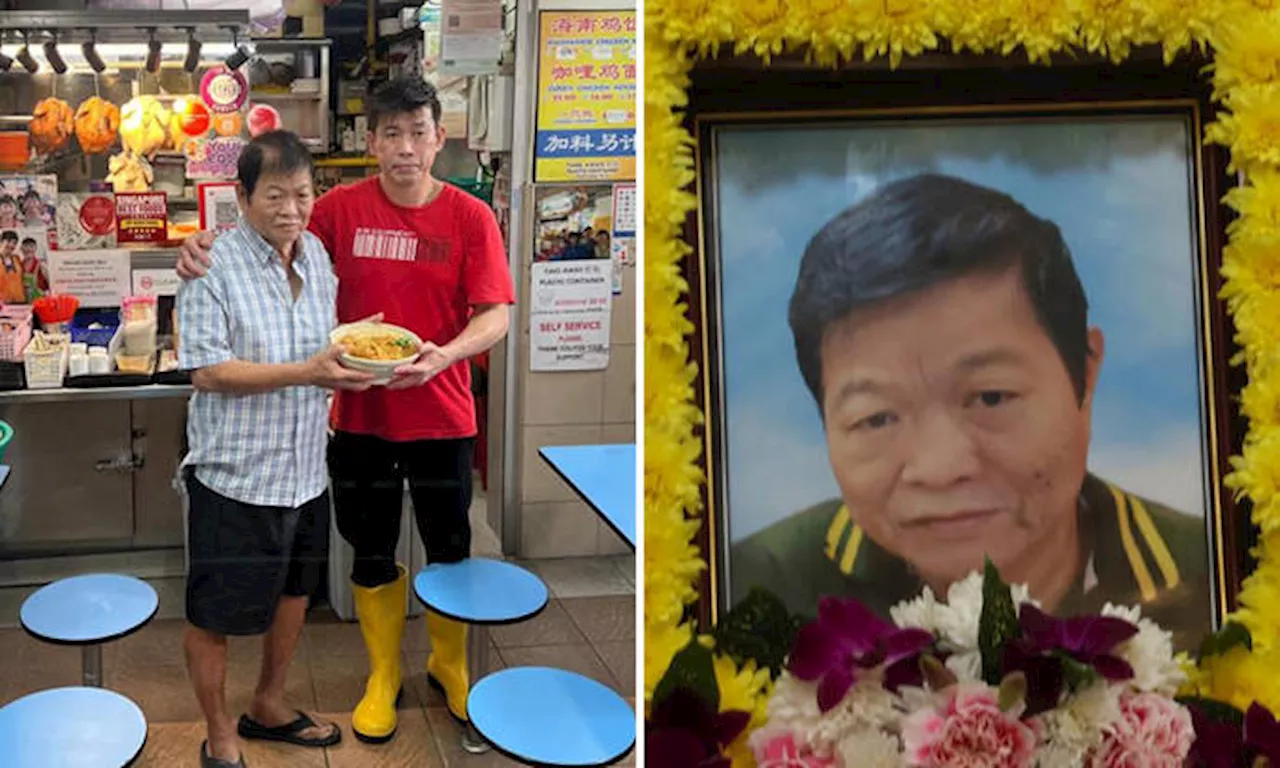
[534,10,636,182]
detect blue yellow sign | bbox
[534,11,636,183]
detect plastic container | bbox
[23,333,69,389]
[0,305,33,363]
[69,309,121,348]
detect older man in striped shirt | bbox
[177,130,375,768]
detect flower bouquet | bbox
[745,559,1280,768]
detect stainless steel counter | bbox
[0,385,192,405]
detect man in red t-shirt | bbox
[177,78,513,746]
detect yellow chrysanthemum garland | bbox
[644,0,1280,755]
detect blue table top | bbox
[469,667,635,766]
[21,573,158,645]
[539,444,635,549]
[0,687,147,768]
[413,558,548,625]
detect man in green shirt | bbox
[731,174,1211,650]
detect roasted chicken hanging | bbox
[119,96,172,158]
[29,98,74,156]
[73,97,121,155]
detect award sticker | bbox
[200,67,248,114]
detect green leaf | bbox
[652,640,720,711]
[1198,621,1253,662]
[978,557,1021,685]
[1058,653,1098,692]
[710,587,804,679]
[1175,695,1246,727]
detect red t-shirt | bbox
[309,177,514,441]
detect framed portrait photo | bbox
[688,60,1242,653]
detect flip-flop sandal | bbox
[237,711,342,748]
[200,740,247,768]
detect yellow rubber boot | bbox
[425,610,470,722]
[350,565,408,743]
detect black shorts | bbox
[184,471,329,636]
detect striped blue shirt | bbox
[178,220,338,508]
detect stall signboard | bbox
[49,249,132,308]
[186,137,247,180]
[530,260,612,371]
[611,183,636,238]
[114,192,168,244]
[534,10,636,183]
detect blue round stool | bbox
[414,558,549,753]
[20,573,159,688]
[468,667,635,766]
[0,686,147,767]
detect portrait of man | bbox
[712,117,1217,650]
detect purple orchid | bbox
[1014,604,1137,679]
[1186,702,1245,768]
[645,687,751,768]
[999,604,1137,717]
[787,596,934,712]
[1245,702,1280,765]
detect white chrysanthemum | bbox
[890,586,940,634]
[807,676,903,752]
[1034,681,1122,765]
[835,728,903,767]
[1101,603,1185,695]
[765,672,822,734]
[944,649,982,681]
[925,572,1039,655]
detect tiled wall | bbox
[516,262,636,558]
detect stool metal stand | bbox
[413,558,550,755]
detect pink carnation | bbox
[1088,691,1194,768]
[749,726,837,768]
[902,683,1038,768]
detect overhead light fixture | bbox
[144,28,162,74]
[81,29,106,74]
[42,33,66,75]
[15,33,37,74]
[224,27,250,70]
[183,28,201,73]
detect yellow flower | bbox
[999,0,1079,64]
[644,621,694,706]
[944,0,1012,54]
[849,0,944,68]
[1073,0,1152,62]
[712,653,772,767]
[1134,0,1223,63]
[1206,86,1280,171]
[1211,13,1280,99]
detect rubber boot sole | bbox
[352,687,405,744]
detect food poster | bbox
[529,260,612,371]
[0,175,57,230]
[534,11,636,182]
[0,228,49,303]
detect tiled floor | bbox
[0,556,636,767]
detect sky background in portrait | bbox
[713,117,1209,542]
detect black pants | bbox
[185,471,329,636]
[328,431,474,588]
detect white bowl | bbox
[330,322,423,384]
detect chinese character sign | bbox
[534,10,636,183]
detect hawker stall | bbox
[0,9,324,617]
